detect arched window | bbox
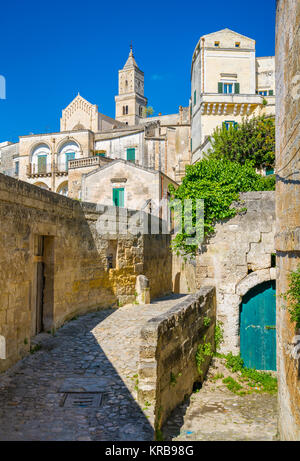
[57,141,80,172]
[31,144,51,174]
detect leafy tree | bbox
[143,106,154,117]
[169,158,275,255]
[207,116,275,170]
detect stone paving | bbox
[0,295,279,441]
[163,357,278,441]
[0,295,187,441]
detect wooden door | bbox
[240,280,276,371]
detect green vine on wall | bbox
[282,264,300,329]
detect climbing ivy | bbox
[169,158,275,255]
[282,264,300,329]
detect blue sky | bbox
[0,0,275,143]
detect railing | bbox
[68,156,112,169]
[26,163,52,177]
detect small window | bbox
[126,148,135,162]
[224,83,233,94]
[125,105,128,115]
[258,90,268,96]
[266,167,274,176]
[235,42,240,48]
[194,90,196,106]
[223,121,238,131]
[15,161,19,176]
[214,41,220,47]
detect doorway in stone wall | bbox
[240,280,276,371]
[35,235,54,334]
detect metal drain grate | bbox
[60,393,103,408]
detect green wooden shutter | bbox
[269,90,274,96]
[234,83,240,94]
[113,188,124,207]
[38,155,47,174]
[65,152,75,171]
[218,82,223,93]
[194,90,196,105]
[126,148,135,162]
[266,168,274,176]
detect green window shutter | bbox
[234,83,240,94]
[218,82,223,93]
[190,138,192,152]
[269,90,274,96]
[194,90,196,105]
[65,152,75,171]
[38,155,47,174]
[126,148,135,162]
[266,168,274,176]
[113,188,124,207]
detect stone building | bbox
[0,47,191,200]
[0,172,172,372]
[190,29,276,163]
[80,159,177,214]
[275,0,300,441]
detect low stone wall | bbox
[138,286,216,433]
[0,173,172,372]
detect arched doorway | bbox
[240,280,276,371]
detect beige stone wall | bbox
[276,0,300,441]
[172,252,196,294]
[138,287,216,432]
[196,191,276,354]
[68,157,113,199]
[60,94,100,132]
[0,173,172,372]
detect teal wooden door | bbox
[240,280,276,371]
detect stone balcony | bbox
[199,93,264,116]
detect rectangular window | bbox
[65,152,75,171]
[218,82,239,94]
[224,83,233,94]
[235,42,240,48]
[95,151,106,157]
[258,90,268,96]
[223,121,238,131]
[269,90,274,96]
[126,148,135,162]
[194,90,196,106]
[113,188,124,207]
[38,155,47,174]
[214,41,220,47]
[266,168,274,176]
[15,161,19,176]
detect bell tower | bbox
[115,45,148,125]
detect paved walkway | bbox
[0,295,186,441]
[0,297,278,441]
[163,357,278,441]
